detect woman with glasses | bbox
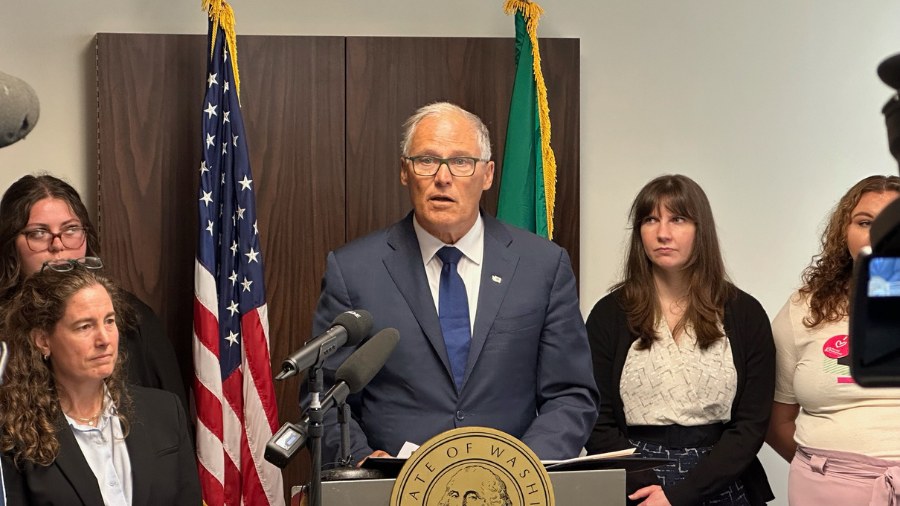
[0,174,187,413]
[765,175,900,505]
[585,175,775,506]
[0,265,200,505]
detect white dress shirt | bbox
[412,214,484,335]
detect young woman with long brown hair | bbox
[586,174,775,506]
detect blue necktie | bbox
[437,246,471,389]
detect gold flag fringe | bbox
[503,0,557,239]
[202,0,241,101]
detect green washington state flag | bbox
[497,0,557,240]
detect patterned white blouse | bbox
[620,319,738,426]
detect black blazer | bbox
[585,287,775,506]
[5,386,200,506]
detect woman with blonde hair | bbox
[766,174,900,505]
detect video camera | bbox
[849,53,900,387]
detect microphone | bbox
[264,327,400,468]
[275,310,373,380]
[311,326,400,416]
[0,71,40,148]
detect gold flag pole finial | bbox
[201,0,241,99]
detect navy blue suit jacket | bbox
[313,212,599,465]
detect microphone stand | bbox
[338,403,352,467]
[321,396,384,482]
[306,366,324,506]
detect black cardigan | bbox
[121,291,189,415]
[585,287,775,506]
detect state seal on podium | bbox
[390,426,554,506]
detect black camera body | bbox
[849,54,900,386]
[850,242,900,387]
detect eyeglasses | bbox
[40,256,104,273]
[20,226,87,252]
[403,156,486,177]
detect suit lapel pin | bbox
[491,275,502,284]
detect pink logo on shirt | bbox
[822,334,849,359]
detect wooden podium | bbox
[291,469,626,506]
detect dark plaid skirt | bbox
[631,439,751,505]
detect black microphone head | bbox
[335,328,399,393]
[331,310,373,346]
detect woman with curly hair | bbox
[0,173,187,413]
[586,174,775,506]
[766,175,900,505]
[0,263,199,505]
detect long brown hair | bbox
[800,175,900,327]
[615,174,733,350]
[0,268,130,466]
[0,174,101,304]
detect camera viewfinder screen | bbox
[868,257,900,297]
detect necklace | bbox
[67,407,103,426]
[69,411,100,425]
[61,385,106,426]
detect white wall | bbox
[4,1,900,503]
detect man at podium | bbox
[311,102,599,466]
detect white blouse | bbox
[66,393,132,506]
[620,319,738,426]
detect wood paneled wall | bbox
[96,33,579,502]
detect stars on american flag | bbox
[196,28,267,364]
[193,11,282,505]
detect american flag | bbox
[193,2,284,505]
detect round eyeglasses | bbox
[40,256,104,273]
[20,226,87,252]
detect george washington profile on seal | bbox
[436,465,512,506]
